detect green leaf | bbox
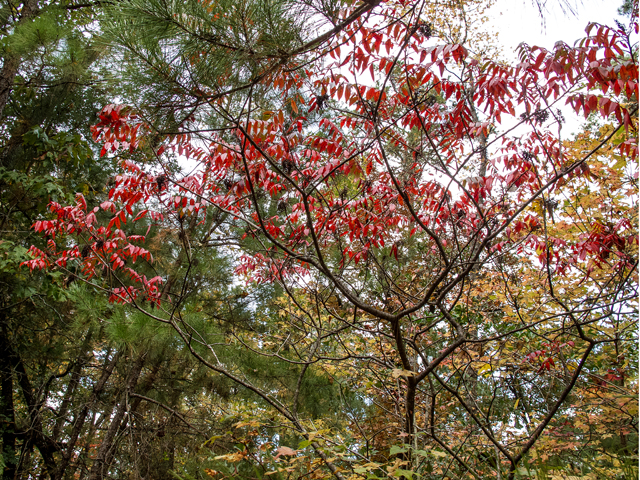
[389,445,408,455]
[393,469,415,479]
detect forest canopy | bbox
[1,0,638,479]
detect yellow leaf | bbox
[214,452,245,462]
[392,369,416,378]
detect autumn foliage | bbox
[23,1,637,479]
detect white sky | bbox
[486,0,623,59]
[483,0,631,137]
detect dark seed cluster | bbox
[418,22,433,38]
[532,108,549,124]
[81,244,91,258]
[156,175,167,190]
[282,159,296,175]
[316,94,329,111]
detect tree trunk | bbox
[87,352,146,480]
[53,350,122,480]
[0,314,17,480]
[0,316,59,479]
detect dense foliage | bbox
[3,0,638,479]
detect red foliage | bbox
[22,15,637,309]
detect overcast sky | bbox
[486,0,624,60]
[483,0,631,136]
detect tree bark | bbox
[53,349,122,480]
[0,313,17,480]
[0,316,59,479]
[87,352,146,480]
